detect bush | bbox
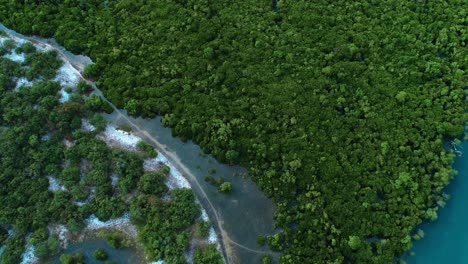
[59,252,84,264]
[77,80,92,94]
[204,176,218,187]
[2,39,16,51]
[34,235,61,259]
[0,226,8,244]
[98,230,132,249]
[193,245,223,264]
[136,140,157,158]
[83,63,100,79]
[117,124,132,132]
[262,254,271,264]
[18,42,36,54]
[161,165,170,174]
[88,113,107,132]
[195,221,210,239]
[138,172,168,196]
[256,235,266,246]
[92,248,108,260]
[218,182,232,193]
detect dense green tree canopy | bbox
[0,0,467,263]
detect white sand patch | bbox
[48,176,66,192]
[100,126,190,189]
[74,201,87,207]
[0,246,5,258]
[15,77,33,90]
[208,227,218,244]
[63,139,74,148]
[111,174,119,188]
[5,51,25,63]
[0,36,8,45]
[20,243,38,264]
[5,35,25,45]
[85,213,137,238]
[143,158,160,172]
[200,209,209,222]
[154,155,191,189]
[48,224,69,248]
[99,126,140,151]
[59,89,70,103]
[82,119,95,132]
[54,64,80,88]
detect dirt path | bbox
[2,29,274,263]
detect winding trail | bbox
[0,24,273,263]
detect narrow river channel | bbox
[0,22,279,264]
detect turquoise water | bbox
[404,140,468,264]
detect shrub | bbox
[92,248,108,260]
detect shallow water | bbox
[49,238,145,264]
[404,139,468,264]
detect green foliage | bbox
[124,99,138,116]
[195,221,210,239]
[347,236,362,250]
[24,50,62,80]
[98,229,131,249]
[262,254,271,264]
[85,94,113,113]
[1,236,24,264]
[2,39,16,51]
[34,234,61,258]
[218,182,232,193]
[161,165,170,175]
[60,252,85,264]
[15,41,36,54]
[83,63,100,79]
[88,112,107,132]
[138,172,168,197]
[112,150,144,195]
[117,124,132,133]
[204,176,232,193]
[92,248,108,260]
[77,80,92,94]
[85,94,103,111]
[136,140,157,158]
[130,188,200,261]
[0,226,8,244]
[204,176,218,186]
[256,235,266,246]
[193,245,223,264]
